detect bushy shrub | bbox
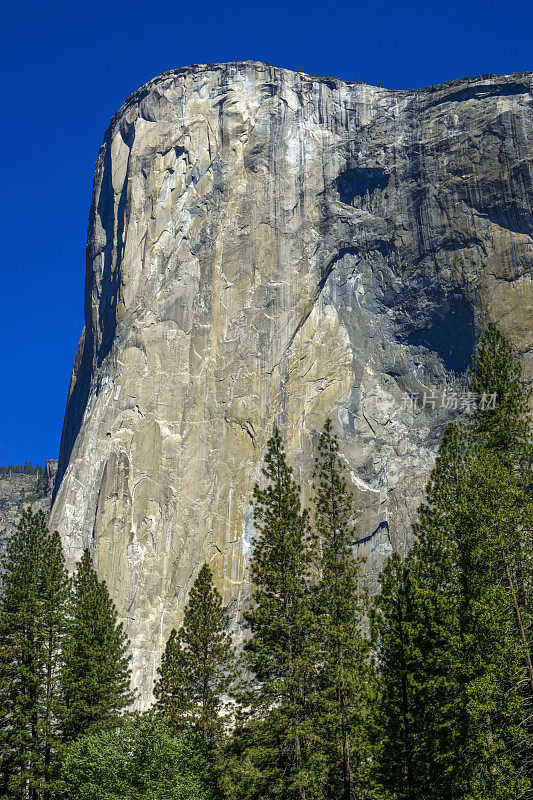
[63,713,220,800]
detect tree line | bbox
[0,463,43,477]
[0,324,531,799]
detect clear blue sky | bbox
[0,0,531,466]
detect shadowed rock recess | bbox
[50,62,533,704]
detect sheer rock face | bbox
[50,62,533,702]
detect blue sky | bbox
[0,0,531,466]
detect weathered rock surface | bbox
[50,62,533,703]
[0,460,58,554]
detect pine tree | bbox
[0,508,69,800]
[408,438,531,797]
[61,549,133,741]
[463,325,533,794]
[407,423,471,798]
[39,529,71,798]
[371,553,417,800]
[451,450,532,798]
[154,563,235,747]
[373,327,533,798]
[311,419,373,800]
[468,322,532,475]
[241,427,316,800]
[373,425,469,800]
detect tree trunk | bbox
[396,596,415,800]
[503,549,533,697]
[485,713,496,777]
[338,642,352,800]
[295,730,306,800]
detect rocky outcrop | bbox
[50,62,533,703]
[0,460,58,555]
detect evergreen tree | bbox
[451,451,532,799]
[371,553,417,800]
[241,427,316,800]
[373,327,533,798]
[61,549,133,741]
[311,419,373,800]
[468,322,532,475]
[39,529,71,798]
[0,508,69,800]
[217,717,269,800]
[154,563,235,747]
[468,324,533,758]
[373,425,469,800]
[407,424,471,799]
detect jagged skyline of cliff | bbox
[1,0,531,466]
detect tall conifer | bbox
[468,322,532,474]
[39,529,71,798]
[374,326,533,798]
[453,451,532,798]
[373,425,468,799]
[372,553,417,800]
[61,549,133,741]
[243,427,316,800]
[312,419,373,800]
[154,563,235,747]
[0,509,69,800]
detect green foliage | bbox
[3,324,531,800]
[34,468,48,498]
[451,451,532,799]
[63,713,219,800]
[0,508,70,799]
[61,549,134,741]
[468,322,532,473]
[373,325,533,799]
[154,563,235,747]
[372,553,418,800]
[312,419,374,799]
[216,718,267,800]
[244,427,314,682]
[219,711,316,800]
[223,423,376,799]
[233,427,318,799]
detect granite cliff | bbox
[50,62,533,702]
